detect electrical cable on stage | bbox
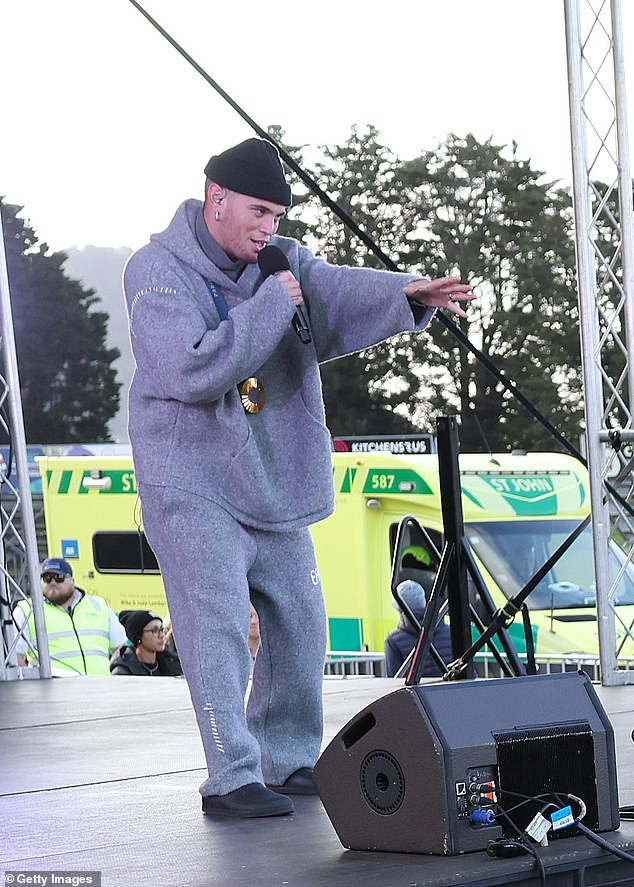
[575,822,634,864]
[482,787,634,883]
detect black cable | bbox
[494,794,557,819]
[487,828,547,887]
[125,0,591,470]
[67,607,88,675]
[520,841,547,887]
[491,801,524,838]
[489,791,579,887]
[124,2,634,621]
[576,821,634,865]
[550,793,634,866]
[495,789,583,822]
[528,845,547,887]
[489,789,634,879]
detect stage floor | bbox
[2,675,634,887]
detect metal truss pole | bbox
[0,207,51,680]
[564,0,634,685]
[612,1,634,399]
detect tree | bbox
[396,134,583,451]
[275,126,584,449]
[264,128,588,449]
[1,199,120,443]
[276,124,424,434]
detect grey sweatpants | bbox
[138,483,327,796]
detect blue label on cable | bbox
[551,805,574,830]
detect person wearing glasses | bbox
[110,610,183,676]
[13,556,127,676]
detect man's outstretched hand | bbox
[403,277,475,319]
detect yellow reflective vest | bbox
[17,592,112,675]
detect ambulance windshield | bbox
[465,519,634,610]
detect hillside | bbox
[63,245,133,442]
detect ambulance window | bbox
[389,523,442,567]
[464,519,634,609]
[93,531,160,573]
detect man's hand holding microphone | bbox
[258,245,311,344]
[259,244,475,345]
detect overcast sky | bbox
[1,0,633,253]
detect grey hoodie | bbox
[123,199,434,530]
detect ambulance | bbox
[36,450,634,657]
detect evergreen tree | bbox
[396,134,582,451]
[1,199,120,443]
[275,124,423,434]
[267,125,313,246]
[265,128,586,451]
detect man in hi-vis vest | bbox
[14,557,126,676]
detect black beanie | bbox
[119,609,162,646]
[204,138,292,206]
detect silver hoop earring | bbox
[214,209,220,222]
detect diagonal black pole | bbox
[126,0,634,525]
[445,512,591,678]
[127,0,394,268]
[125,0,585,462]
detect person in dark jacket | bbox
[110,610,182,676]
[384,579,453,678]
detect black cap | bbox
[119,610,162,646]
[204,138,291,206]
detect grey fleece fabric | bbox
[123,198,435,796]
[138,483,326,794]
[124,199,433,531]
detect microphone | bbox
[258,245,311,344]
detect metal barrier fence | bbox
[325,652,387,678]
[323,651,633,681]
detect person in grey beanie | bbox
[123,137,474,819]
[384,580,453,678]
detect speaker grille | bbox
[360,750,405,815]
[495,722,599,835]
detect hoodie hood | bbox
[123,199,433,530]
[151,200,263,293]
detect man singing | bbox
[123,137,473,818]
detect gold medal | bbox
[239,377,266,414]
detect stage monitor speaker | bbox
[313,671,619,855]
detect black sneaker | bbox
[202,783,295,818]
[267,768,318,796]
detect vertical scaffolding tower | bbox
[0,207,51,680]
[564,0,634,684]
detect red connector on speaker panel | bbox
[470,781,497,805]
